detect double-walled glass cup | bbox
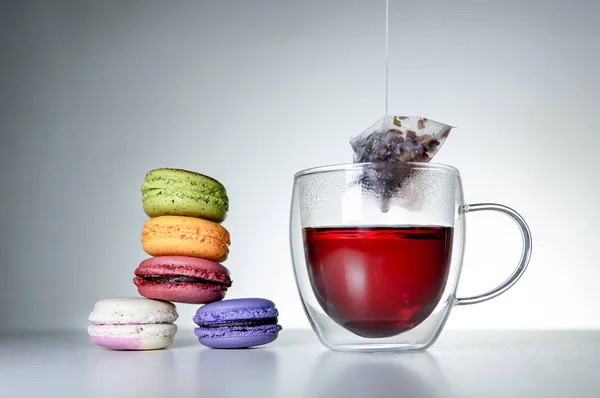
[290,162,531,352]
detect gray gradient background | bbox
[1,0,598,332]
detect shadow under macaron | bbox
[168,332,200,349]
[195,346,279,396]
[86,346,177,394]
[264,329,320,349]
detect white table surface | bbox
[1,329,598,397]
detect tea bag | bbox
[349,115,454,212]
[351,115,452,163]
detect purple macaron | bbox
[193,298,282,349]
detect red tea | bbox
[303,226,453,338]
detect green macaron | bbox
[141,168,229,223]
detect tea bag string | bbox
[385,0,389,115]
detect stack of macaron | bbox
[87,168,281,351]
[134,168,233,304]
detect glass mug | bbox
[290,162,532,352]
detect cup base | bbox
[321,341,432,353]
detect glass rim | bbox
[293,162,459,179]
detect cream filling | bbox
[88,323,177,339]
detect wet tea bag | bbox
[349,115,454,212]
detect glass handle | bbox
[455,203,532,306]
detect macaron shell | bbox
[141,216,230,262]
[135,256,231,284]
[89,336,173,350]
[193,298,277,324]
[198,333,279,349]
[194,324,282,349]
[134,280,227,304]
[88,323,177,350]
[89,297,178,324]
[141,168,229,223]
[193,306,278,325]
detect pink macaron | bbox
[134,256,232,304]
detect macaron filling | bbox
[194,324,282,339]
[195,318,279,328]
[140,275,232,286]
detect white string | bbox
[385,0,389,115]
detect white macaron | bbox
[88,297,178,350]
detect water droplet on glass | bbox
[380,197,390,213]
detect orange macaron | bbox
[141,216,230,262]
